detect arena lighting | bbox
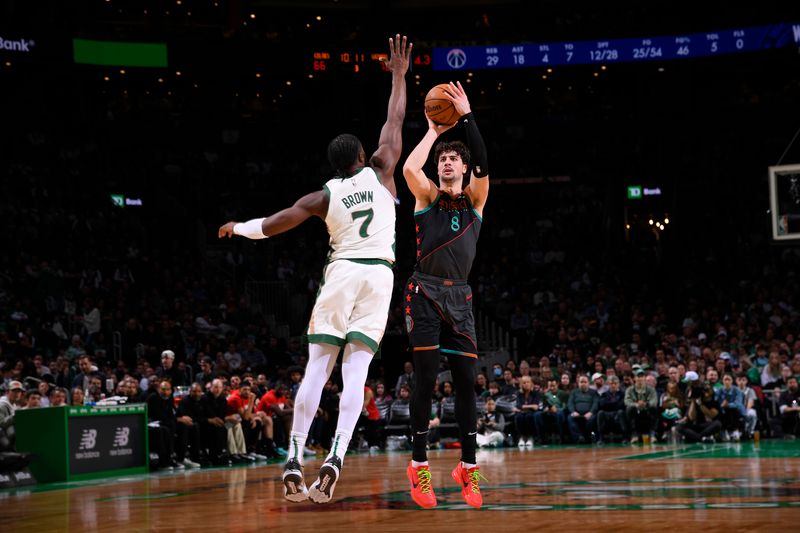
[649,219,654,225]
[664,217,670,224]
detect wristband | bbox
[233,218,268,239]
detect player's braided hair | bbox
[327,133,362,177]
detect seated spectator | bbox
[71,355,104,393]
[706,368,721,390]
[147,380,181,469]
[677,376,722,443]
[659,381,685,441]
[226,380,263,461]
[590,372,609,395]
[156,350,187,387]
[774,376,800,438]
[23,389,42,409]
[123,377,146,403]
[70,387,86,406]
[385,383,412,438]
[482,380,502,401]
[624,369,658,444]
[597,375,628,444]
[427,402,441,450]
[359,384,382,451]
[201,379,231,465]
[535,378,567,444]
[567,375,598,444]
[760,351,783,390]
[736,374,759,439]
[500,369,517,396]
[474,372,488,397]
[715,373,744,441]
[310,379,339,452]
[176,383,206,467]
[37,379,52,407]
[395,361,415,396]
[255,383,294,449]
[240,338,267,373]
[50,387,68,407]
[513,376,541,448]
[476,398,506,448]
[65,334,87,361]
[0,381,24,451]
[194,356,216,388]
[223,343,243,372]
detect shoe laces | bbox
[417,468,433,494]
[467,468,487,494]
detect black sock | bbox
[449,355,478,465]
[410,348,441,462]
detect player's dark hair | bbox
[327,133,362,177]
[434,140,470,168]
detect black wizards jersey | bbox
[413,192,482,280]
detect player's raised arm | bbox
[218,190,328,240]
[369,34,412,198]
[445,81,489,213]
[402,116,454,210]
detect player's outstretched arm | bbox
[370,34,412,198]
[403,115,455,210]
[218,190,328,240]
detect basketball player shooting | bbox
[401,81,490,509]
[218,34,412,504]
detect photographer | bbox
[676,371,722,443]
[476,398,506,448]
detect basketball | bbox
[424,83,459,126]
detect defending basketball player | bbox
[218,34,412,504]
[401,81,490,509]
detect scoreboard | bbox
[311,51,432,73]
[433,22,800,71]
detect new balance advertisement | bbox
[67,414,145,475]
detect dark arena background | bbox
[2,1,800,531]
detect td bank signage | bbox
[627,185,662,200]
[0,36,36,53]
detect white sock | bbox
[411,460,429,468]
[288,432,308,465]
[326,431,351,464]
[323,340,373,466]
[461,461,477,469]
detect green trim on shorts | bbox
[345,331,379,353]
[307,333,346,347]
[342,258,394,269]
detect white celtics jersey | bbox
[324,167,396,263]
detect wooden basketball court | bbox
[3,441,800,531]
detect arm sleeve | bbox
[461,112,489,178]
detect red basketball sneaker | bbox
[451,462,485,508]
[407,462,437,509]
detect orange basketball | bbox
[424,83,459,126]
